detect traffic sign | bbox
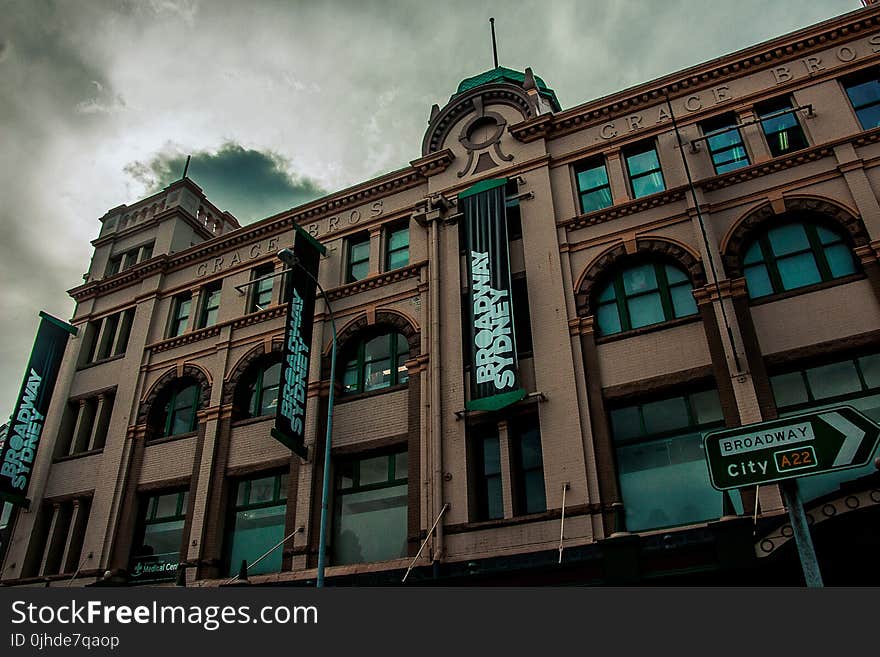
[704,405,880,490]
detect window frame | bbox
[384,222,410,272]
[242,360,282,419]
[842,67,880,130]
[574,156,613,214]
[471,426,504,522]
[158,383,200,438]
[197,281,222,329]
[168,292,192,338]
[701,113,751,175]
[742,220,859,300]
[510,414,546,516]
[623,140,666,199]
[340,331,409,396]
[346,233,371,283]
[248,263,275,313]
[770,354,880,414]
[755,97,809,157]
[224,472,289,575]
[594,261,698,337]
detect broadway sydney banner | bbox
[0,312,76,507]
[460,178,526,412]
[272,225,326,459]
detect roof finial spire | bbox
[489,17,499,69]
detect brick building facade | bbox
[2,4,880,586]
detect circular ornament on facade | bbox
[845,495,860,509]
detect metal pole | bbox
[558,483,569,564]
[224,527,303,585]
[780,480,824,588]
[277,249,337,588]
[402,503,449,583]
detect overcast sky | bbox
[0,0,861,421]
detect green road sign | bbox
[704,405,880,490]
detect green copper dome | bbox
[453,66,560,110]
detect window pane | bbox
[855,104,880,130]
[482,436,501,476]
[332,484,407,565]
[859,354,880,389]
[743,241,764,265]
[642,396,690,434]
[597,281,616,303]
[625,148,660,175]
[338,461,355,490]
[823,243,857,278]
[597,303,622,335]
[343,359,359,393]
[767,224,810,256]
[627,292,664,329]
[690,390,723,425]
[154,494,180,519]
[707,129,741,151]
[394,451,408,480]
[522,470,546,515]
[141,518,184,556]
[771,372,809,408]
[363,358,392,390]
[581,187,613,213]
[263,362,281,389]
[744,264,774,298]
[518,426,543,470]
[236,482,248,507]
[349,261,369,281]
[388,249,409,270]
[761,111,798,136]
[631,172,665,198]
[806,361,862,400]
[846,78,880,109]
[350,241,370,262]
[174,385,197,412]
[577,164,608,191]
[777,252,822,290]
[622,264,658,295]
[670,283,697,318]
[228,504,286,576]
[610,406,642,442]
[816,226,842,246]
[485,476,504,520]
[249,476,276,504]
[359,456,389,487]
[664,265,688,285]
[388,228,408,250]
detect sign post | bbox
[703,405,880,587]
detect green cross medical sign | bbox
[704,405,880,490]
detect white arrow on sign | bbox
[819,411,865,467]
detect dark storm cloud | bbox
[125,143,327,223]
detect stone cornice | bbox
[410,149,454,177]
[69,256,168,301]
[560,186,688,231]
[693,278,749,305]
[511,5,880,144]
[322,261,426,302]
[699,146,836,192]
[146,305,288,355]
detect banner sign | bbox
[129,551,179,583]
[460,179,526,412]
[272,225,326,459]
[0,312,76,507]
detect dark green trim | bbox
[293,223,327,256]
[39,311,77,336]
[466,388,527,412]
[458,178,506,200]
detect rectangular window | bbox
[385,223,409,271]
[472,426,504,521]
[610,389,736,532]
[168,293,192,337]
[346,233,370,282]
[104,242,154,278]
[198,282,222,328]
[701,113,750,174]
[332,450,408,565]
[226,473,288,577]
[105,255,122,277]
[756,97,808,157]
[130,490,188,583]
[623,141,665,198]
[249,264,274,313]
[81,308,135,365]
[511,415,546,515]
[575,157,613,213]
[769,354,880,505]
[843,68,880,130]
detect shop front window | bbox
[226,473,288,576]
[130,490,188,583]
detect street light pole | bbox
[277,248,337,588]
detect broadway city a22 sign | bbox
[704,405,880,490]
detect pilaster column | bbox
[368,225,382,276]
[186,290,201,333]
[69,399,90,455]
[59,499,83,573]
[497,420,514,519]
[87,394,108,451]
[39,503,62,576]
[736,107,771,164]
[604,149,629,204]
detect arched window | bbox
[241,361,281,419]
[742,220,858,299]
[595,261,698,336]
[341,332,409,394]
[155,382,200,437]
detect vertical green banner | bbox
[461,179,526,412]
[0,312,76,507]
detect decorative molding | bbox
[322,261,426,302]
[692,278,749,305]
[699,146,834,192]
[148,325,222,355]
[561,187,688,231]
[410,149,454,177]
